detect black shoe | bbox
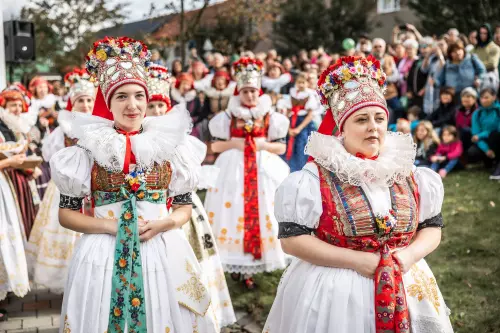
[490,163,500,180]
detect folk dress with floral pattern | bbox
[50,107,218,333]
[264,132,454,333]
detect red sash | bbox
[231,116,268,259]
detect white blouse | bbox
[275,131,444,229]
[50,105,205,198]
[208,94,290,142]
[275,163,444,229]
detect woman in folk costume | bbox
[201,71,236,164]
[0,88,41,241]
[277,72,319,172]
[50,37,217,333]
[204,58,290,289]
[26,68,95,293]
[192,60,214,92]
[146,64,236,328]
[28,76,55,199]
[263,55,453,333]
[171,72,208,140]
[261,62,292,108]
[0,90,31,321]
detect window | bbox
[377,0,401,14]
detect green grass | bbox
[226,170,500,332]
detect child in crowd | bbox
[431,125,463,178]
[469,87,500,179]
[427,86,456,131]
[414,120,440,166]
[455,87,478,153]
[396,118,411,134]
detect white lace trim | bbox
[411,315,454,333]
[226,94,272,120]
[222,262,287,275]
[170,87,197,104]
[305,131,416,186]
[64,105,192,172]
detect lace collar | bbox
[63,104,192,172]
[305,131,416,186]
[170,87,197,104]
[204,81,236,98]
[0,108,32,134]
[227,94,272,120]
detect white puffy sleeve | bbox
[50,146,92,210]
[275,163,323,238]
[305,90,321,111]
[42,127,65,161]
[168,135,207,202]
[414,166,445,229]
[208,111,231,140]
[268,112,290,142]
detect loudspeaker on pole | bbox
[4,20,36,63]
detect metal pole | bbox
[0,10,7,89]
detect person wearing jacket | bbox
[407,37,434,109]
[473,24,500,72]
[455,87,478,152]
[469,87,500,178]
[427,86,457,130]
[437,41,486,97]
[431,125,464,178]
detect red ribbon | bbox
[285,105,305,160]
[115,127,141,174]
[375,244,411,333]
[231,119,267,260]
[355,152,379,160]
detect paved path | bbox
[0,284,262,333]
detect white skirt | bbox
[0,171,30,300]
[204,148,289,274]
[60,232,217,333]
[264,258,454,333]
[26,181,80,293]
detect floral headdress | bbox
[316,55,388,132]
[232,57,264,94]
[85,36,151,106]
[64,67,95,109]
[147,64,172,110]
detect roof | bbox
[152,0,233,39]
[95,15,175,39]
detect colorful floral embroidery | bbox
[375,210,397,237]
[63,315,71,333]
[92,180,167,333]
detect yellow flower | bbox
[152,192,160,200]
[96,49,107,61]
[137,191,145,199]
[131,298,141,307]
[87,50,94,57]
[124,212,132,220]
[114,307,121,317]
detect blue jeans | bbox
[431,159,459,173]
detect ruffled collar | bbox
[0,108,32,134]
[305,131,416,186]
[170,87,197,103]
[204,81,236,98]
[227,94,272,120]
[62,104,192,172]
[289,87,314,99]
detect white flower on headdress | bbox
[354,64,364,75]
